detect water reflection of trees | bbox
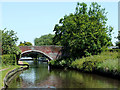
[50,69,120,88]
[8,62,120,88]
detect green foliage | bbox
[116,41,120,49]
[34,34,56,46]
[71,51,119,73]
[106,49,120,52]
[2,54,16,65]
[97,59,119,74]
[49,58,73,67]
[71,55,102,72]
[18,41,33,46]
[49,60,59,66]
[1,28,21,55]
[117,31,120,40]
[53,2,113,59]
[115,31,120,48]
[18,43,24,46]
[50,51,119,74]
[0,30,1,55]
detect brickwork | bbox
[19,46,62,60]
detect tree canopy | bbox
[116,31,120,48]
[18,41,33,46]
[53,2,113,59]
[34,34,55,46]
[2,28,21,55]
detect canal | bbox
[8,60,120,88]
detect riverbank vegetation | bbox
[71,50,119,73]
[115,31,120,49]
[1,54,17,66]
[0,65,19,89]
[0,60,29,89]
[1,28,21,67]
[49,50,120,78]
[0,29,23,89]
[49,2,119,79]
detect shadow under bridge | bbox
[20,50,53,62]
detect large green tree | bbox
[53,2,113,59]
[2,28,21,55]
[34,34,55,46]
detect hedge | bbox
[1,54,16,65]
[106,49,120,52]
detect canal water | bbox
[8,60,120,88]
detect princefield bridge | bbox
[19,45,62,60]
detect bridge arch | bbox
[19,46,62,60]
[21,50,53,60]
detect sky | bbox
[0,0,119,46]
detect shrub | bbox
[71,55,103,72]
[106,49,120,52]
[49,51,119,74]
[116,41,120,49]
[2,54,16,65]
[71,51,119,72]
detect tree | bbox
[116,31,120,48]
[2,28,21,55]
[34,34,55,46]
[0,30,2,55]
[18,41,33,46]
[53,2,113,59]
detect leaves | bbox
[115,31,120,48]
[53,2,113,59]
[1,28,21,55]
[34,34,56,46]
[71,51,118,72]
[18,41,33,46]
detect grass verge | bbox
[0,65,19,89]
[0,61,29,89]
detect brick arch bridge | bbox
[19,46,62,60]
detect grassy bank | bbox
[49,51,119,79]
[0,65,19,89]
[0,61,29,89]
[71,51,119,76]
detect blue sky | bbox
[1,2,118,45]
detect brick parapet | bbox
[19,46,62,60]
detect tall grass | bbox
[71,51,119,74]
[50,51,119,74]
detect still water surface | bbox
[8,60,120,88]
